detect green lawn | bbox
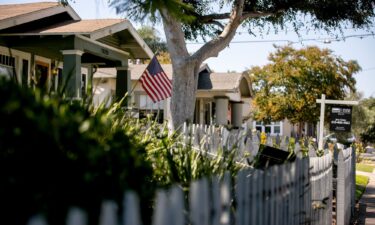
[356,174,370,201]
[356,163,375,173]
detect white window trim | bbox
[0,46,31,84]
[253,121,283,136]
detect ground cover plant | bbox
[355,174,369,201]
[356,164,375,173]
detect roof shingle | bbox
[0,2,59,21]
[31,19,126,34]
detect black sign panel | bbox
[330,106,352,132]
[253,145,295,170]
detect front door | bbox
[34,61,49,91]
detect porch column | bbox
[86,65,94,96]
[199,98,204,124]
[115,65,131,105]
[214,96,229,126]
[61,50,84,98]
[231,101,243,128]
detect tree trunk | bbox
[160,1,245,130]
[169,62,199,130]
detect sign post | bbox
[316,94,358,150]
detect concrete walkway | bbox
[357,170,375,224]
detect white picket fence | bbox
[181,123,310,163]
[27,125,356,225]
[336,146,355,225]
[310,152,333,225]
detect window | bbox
[254,121,282,135]
[139,94,164,110]
[0,54,15,79]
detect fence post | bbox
[190,178,209,225]
[99,201,118,225]
[123,191,142,225]
[66,208,87,225]
[351,145,356,217]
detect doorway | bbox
[34,61,49,91]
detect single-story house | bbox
[93,63,314,136]
[93,64,252,127]
[0,1,152,99]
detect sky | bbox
[3,0,375,98]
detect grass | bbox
[356,174,369,201]
[356,163,375,173]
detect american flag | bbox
[139,56,172,103]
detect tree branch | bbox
[241,10,280,20]
[191,0,245,63]
[199,10,277,22]
[160,8,190,66]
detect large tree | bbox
[62,0,375,130]
[249,45,360,124]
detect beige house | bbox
[93,64,314,136]
[0,2,152,101]
[93,64,252,127]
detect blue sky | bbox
[3,0,375,98]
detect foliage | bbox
[0,77,248,224]
[137,26,167,53]
[249,45,360,124]
[107,0,375,40]
[355,174,369,201]
[360,97,375,144]
[361,121,375,144]
[355,142,367,163]
[0,78,154,225]
[356,163,375,173]
[125,119,246,189]
[137,26,172,64]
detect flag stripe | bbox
[139,56,172,103]
[140,75,158,102]
[159,72,172,90]
[157,72,172,95]
[146,70,168,99]
[152,71,170,98]
[144,71,164,101]
[140,79,156,102]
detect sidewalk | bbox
[357,170,375,224]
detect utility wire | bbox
[186,33,375,45]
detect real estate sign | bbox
[330,106,352,132]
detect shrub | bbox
[0,78,154,225]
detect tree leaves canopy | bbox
[249,45,360,124]
[106,0,375,40]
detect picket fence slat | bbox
[99,201,118,225]
[123,191,141,225]
[67,208,87,225]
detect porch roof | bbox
[0,2,152,59]
[0,2,80,30]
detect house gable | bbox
[0,2,80,31]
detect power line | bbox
[186,33,375,45]
[362,67,375,72]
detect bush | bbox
[0,78,154,225]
